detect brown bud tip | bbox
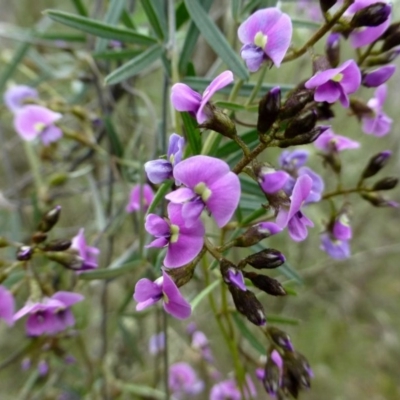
[244,272,287,296]
[284,109,318,139]
[351,3,391,28]
[200,105,237,139]
[372,177,398,191]
[46,251,84,270]
[382,30,400,52]
[244,249,286,270]
[257,87,281,134]
[361,192,399,208]
[43,239,72,252]
[267,327,295,351]
[361,150,391,179]
[37,205,62,233]
[279,89,314,119]
[31,232,48,244]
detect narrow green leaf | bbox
[93,49,141,60]
[96,0,127,52]
[34,32,85,42]
[146,180,173,215]
[231,0,241,21]
[79,260,146,280]
[232,313,265,354]
[184,0,249,80]
[105,45,163,85]
[104,116,124,158]
[181,112,202,155]
[214,101,249,112]
[176,1,190,29]
[141,0,166,40]
[45,10,157,46]
[70,0,88,16]
[191,279,220,311]
[241,208,266,225]
[121,9,135,29]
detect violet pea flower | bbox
[320,233,351,259]
[14,105,63,145]
[238,8,292,71]
[171,71,233,124]
[362,84,392,137]
[126,184,154,213]
[168,362,204,399]
[0,286,15,326]
[210,375,257,400]
[166,155,240,228]
[14,291,84,336]
[257,167,290,194]
[4,85,38,113]
[145,203,205,268]
[345,0,392,48]
[134,270,191,319]
[305,59,361,108]
[362,65,396,88]
[276,175,314,241]
[279,149,309,171]
[333,212,352,241]
[145,133,185,184]
[314,128,360,152]
[148,332,165,355]
[71,228,100,272]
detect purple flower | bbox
[210,376,257,400]
[362,84,392,136]
[314,128,360,152]
[305,60,361,108]
[227,269,246,291]
[71,228,100,271]
[38,360,49,377]
[191,330,214,362]
[166,155,241,228]
[345,0,392,48]
[126,184,154,213]
[145,134,185,184]
[257,167,290,194]
[4,85,38,113]
[320,233,351,259]
[134,270,191,319]
[14,291,84,336]
[362,65,396,87]
[14,105,63,145]
[238,8,292,71]
[276,175,314,241]
[298,167,324,203]
[333,213,352,240]
[169,362,204,399]
[145,203,204,268]
[148,332,165,355]
[279,149,309,171]
[171,71,233,124]
[0,286,15,326]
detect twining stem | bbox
[283,0,353,63]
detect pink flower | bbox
[4,85,38,113]
[126,184,154,213]
[71,228,100,271]
[0,286,15,326]
[314,128,360,152]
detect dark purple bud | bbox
[381,21,400,40]
[263,350,283,396]
[16,246,33,261]
[244,249,285,269]
[350,3,391,28]
[257,87,281,134]
[279,89,314,119]
[361,150,391,179]
[349,98,373,120]
[200,105,237,139]
[319,0,337,13]
[326,32,341,68]
[366,48,400,66]
[279,125,330,148]
[267,326,295,352]
[31,232,48,244]
[361,192,399,208]
[220,258,246,291]
[362,65,396,87]
[228,285,266,326]
[382,30,400,52]
[46,251,84,270]
[316,102,335,120]
[244,272,286,296]
[372,177,398,191]
[284,109,318,139]
[37,205,61,233]
[285,352,313,390]
[43,239,72,252]
[233,222,282,248]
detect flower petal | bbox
[145,214,170,237]
[314,81,341,104]
[165,187,195,203]
[134,278,162,303]
[170,83,202,113]
[0,286,15,326]
[162,271,191,319]
[41,125,63,145]
[145,159,173,184]
[51,291,84,307]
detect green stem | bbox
[322,187,369,200]
[245,65,267,106]
[23,141,45,200]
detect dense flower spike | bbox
[144,134,185,184]
[14,105,63,144]
[71,229,100,271]
[145,203,204,268]
[276,175,314,241]
[171,71,233,124]
[305,60,361,108]
[126,184,154,213]
[168,362,204,399]
[361,84,392,136]
[166,155,240,228]
[14,292,84,336]
[4,85,38,113]
[0,286,15,326]
[314,128,360,152]
[134,270,191,319]
[238,8,292,71]
[345,0,392,48]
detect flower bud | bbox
[361,192,399,208]
[361,150,391,179]
[349,98,373,120]
[315,102,335,120]
[279,125,330,148]
[381,30,400,52]
[244,249,285,269]
[319,0,336,13]
[233,222,282,248]
[279,90,314,119]
[267,327,294,351]
[263,350,283,396]
[362,65,396,87]
[228,285,266,326]
[244,272,286,296]
[257,87,281,134]
[220,259,246,291]
[350,3,391,28]
[284,352,313,390]
[284,109,317,139]
[166,263,196,288]
[366,48,400,66]
[37,205,61,233]
[16,246,33,261]
[43,239,72,252]
[372,177,398,191]
[325,33,340,68]
[46,251,84,270]
[31,232,48,244]
[200,105,237,139]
